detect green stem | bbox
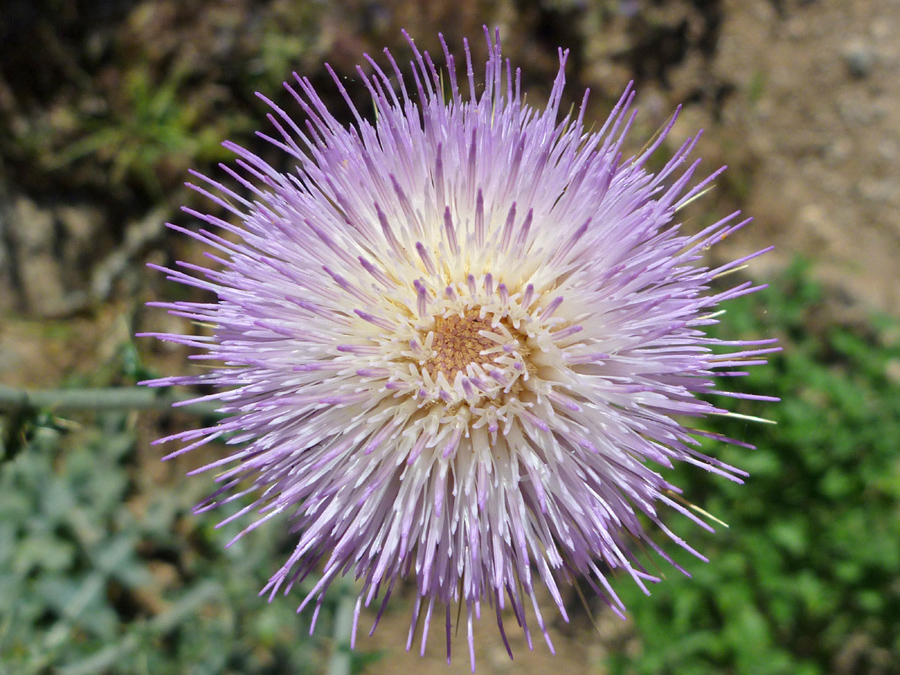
[328,587,356,675]
[0,385,221,416]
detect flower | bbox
[144,28,777,670]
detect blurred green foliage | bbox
[44,67,247,198]
[1,0,326,204]
[0,409,369,674]
[608,261,900,674]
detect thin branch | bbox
[327,586,356,675]
[0,385,222,416]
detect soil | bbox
[1,0,898,673]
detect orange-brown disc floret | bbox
[425,310,496,382]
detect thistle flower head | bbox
[145,28,776,670]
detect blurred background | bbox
[0,0,898,673]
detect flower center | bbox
[425,310,496,382]
[367,273,564,413]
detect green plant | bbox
[607,260,900,674]
[0,409,369,674]
[40,67,250,197]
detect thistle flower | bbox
[144,28,777,670]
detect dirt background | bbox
[1,0,898,672]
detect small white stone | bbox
[843,41,875,78]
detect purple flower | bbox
[144,28,777,670]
